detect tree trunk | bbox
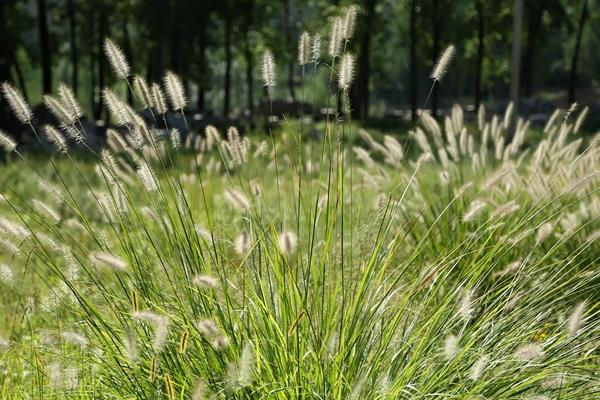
[409,0,418,122]
[197,25,207,112]
[0,2,16,132]
[284,0,296,101]
[122,22,133,104]
[223,13,232,119]
[94,9,106,121]
[12,55,29,103]
[90,17,96,117]
[244,16,254,116]
[509,0,524,136]
[354,0,377,120]
[67,0,78,94]
[474,0,484,110]
[37,0,52,94]
[170,3,180,73]
[431,0,441,117]
[521,2,544,97]
[568,0,588,105]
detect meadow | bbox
[1,8,600,399]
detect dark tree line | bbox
[1,0,598,133]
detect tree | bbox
[223,5,233,118]
[283,0,296,101]
[474,0,485,110]
[426,0,453,116]
[197,18,209,112]
[242,0,256,116]
[568,0,589,104]
[354,0,377,120]
[94,4,107,120]
[409,0,418,121]
[67,0,78,94]
[0,1,16,131]
[510,0,523,134]
[37,0,52,94]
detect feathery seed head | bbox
[235,231,252,255]
[463,200,486,222]
[100,150,120,178]
[133,75,153,109]
[585,230,600,243]
[170,128,181,150]
[514,343,543,362]
[163,71,186,110]
[192,274,219,290]
[343,5,359,39]
[0,129,17,152]
[32,199,61,224]
[439,171,450,185]
[224,126,248,165]
[477,104,486,130]
[36,232,61,253]
[211,335,231,351]
[0,238,19,255]
[106,129,128,152]
[205,125,221,149]
[43,125,68,153]
[225,189,251,212]
[151,83,167,114]
[574,106,589,133]
[338,53,355,92]
[43,95,75,125]
[457,289,475,321]
[103,89,132,126]
[535,222,553,243]
[503,102,514,130]
[197,319,220,338]
[0,264,14,286]
[137,163,158,192]
[57,84,82,120]
[298,32,311,66]
[311,33,321,64]
[442,334,459,360]
[191,380,207,400]
[133,311,170,352]
[0,217,31,240]
[261,49,277,89]
[227,342,255,390]
[469,354,489,381]
[63,125,84,143]
[491,200,520,219]
[227,126,240,143]
[104,38,130,79]
[38,179,64,204]
[61,331,88,348]
[278,231,297,254]
[122,332,138,362]
[1,82,32,123]
[493,260,522,278]
[250,179,262,196]
[329,17,344,58]
[566,102,578,119]
[431,44,455,81]
[566,301,586,336]
[89,251,128,271]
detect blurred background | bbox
[1,0,599,137]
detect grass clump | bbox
[1,6,600,399]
